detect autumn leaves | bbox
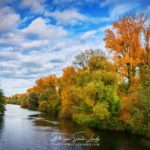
[104,14,150,89]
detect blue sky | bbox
[0,0,149,96]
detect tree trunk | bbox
[127,63,131,90]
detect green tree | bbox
[27,93,39,110]
[0,89,5,113]
[139,65,150,136]
[61,50,120,129]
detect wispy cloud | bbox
[80,30,97,40]
[20,0,45,13]
[110,2,138,18]
[46,9,87,25]
[100,0,118,7]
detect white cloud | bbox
[80,30,97,40]
[0,26,105,96]
[20,0,45,13]
[0,32,24,46]
[46,9,112,25]
[0,7,20,33]
[46,2,139,26]
[0,78,35,96]
[22,17,68,38]
[46,9,87,25]
[22,40,49,49]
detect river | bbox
[0,104,149,150]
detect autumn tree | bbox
[36,75,57,93]
[143,27,150,65]
[73,49,105,69]
[104,14,149,89]
[26,75,60,113]
[60,66,76,118]
[60,50,120,130]
[27,75,57,95]
[88,55,114,72]
[73,55,120,128]
[20,94,28,108]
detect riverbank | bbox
[7,103,150,149]
[1,104,149,150]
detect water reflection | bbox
[0,114,4,141]
[0,104,149,150]
[32,111,149,150]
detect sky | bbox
[0,0,150,96]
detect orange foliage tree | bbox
[26,75,60,112]
[143,26,150,65]
[60,66,76,118]
[27,75,57,95]
[104,14,149,89]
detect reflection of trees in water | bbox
[60,118,80,132]
[0,114,4,140]
[28,113,146,150]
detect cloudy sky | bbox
[0,0,149,96]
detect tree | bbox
[88,55,114,72]
[73,49,105,69]
[119,65,150,135]
[27,75,57,95]
[60,66,76,118]
[60,50,120,129]
[27,93,39,110]
[72,63,120,128]
[104,14,149,89]
[26,75,60,113]
[0,89,5,112]
[35,75,57,93]
[139,65,150,136]
[143,27,150,65]
[38,101,47,112]
[20,94,28,108]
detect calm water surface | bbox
[0,104,149,150]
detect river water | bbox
[0,104,149,150]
